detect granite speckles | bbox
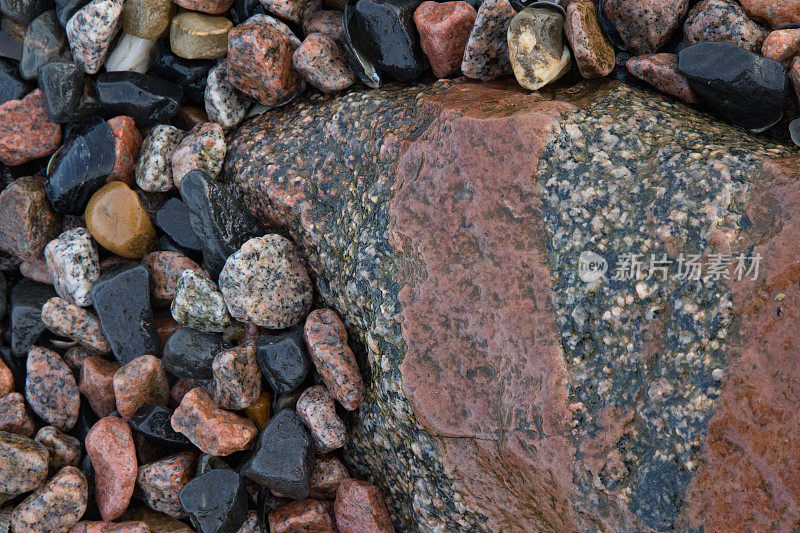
[334,478,394,533]
[40,296,111,354]
[65,0,123,74]
[136,451,196,518]
[414,0,476,79]
[204,59,252,129]
[34,425,81,470]
[112,354,169,420]
[460,0,515,80]
[292,32,355,93]
[310,455,348,500]
[0,430,49,502]
[212,344,262,410]
[565,0,614,78]
[603,0,689,54]
[25,346,80,431]
[0,393,35,437]
[10,465,87,533]
[135,125,187,193]
[78,356,121,417]
[171,387,257,455]
[171,268,231,332]
[627,52,699,103]
[268,499,332,533]
[0,90,61,166]
[0,175,61,260]
[683,0,767,53]
[144,251,204,307]
[45,228,99,308]
[85,417,138,521]
[259,0,320,23]
[296,385,345,454]
[171,121,226,186]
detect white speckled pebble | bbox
[204,59,252,130]
[171,122,226,187]
[66,0,123,74]
[135,125,187,192]
[171,269,231,333]
[44,228,100,308]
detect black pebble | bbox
[0,58,27,104]
[91,262,160,364]
[155,198,203,252]
[148,40,214,106]
[179,468,249,533]
[240,409,315,500]
[0,0,52,26]
[95,71,182,127]
[195,452,230,477]
[54,0,83,26]
[679,41,789,132]
[37,60,82,123]
[129,404,193,447]
[9,278,55,357]
[179,170,265,279]
[162,326,229,379]
[45,116,115,214]
[229,0,265,25]
[19,10,70,80]
[256,324,312,396]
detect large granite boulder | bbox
[227,79,799,532]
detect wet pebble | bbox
[256,325,312,395]
[11,465,88,533]
[269,499,332,533]
[10,279,56,356]
[0,175,61,262]
[179,468,249,533]
[41,297,111,354]
[243,391,271,430]
[171,387,257,455]
[204,59,251,130]
[0,358,12,397]
[171,269,230,333]
[212,344,261,410]
[79,356,121,418]
[65,0,123,74]
[129,404,191,447]
[113,354,169,420]
[334,478,394,533]
[106,116,142,185]
[64,346,93,371]
[26,345,80,431]
[175,0,233,15]
[143,251,204,307]
[45,228,100,307]
[603,0,688,54]
[85,182,157,259]
[460,0,515,80]
[293,32,355,92]
[37,61,83,123]
[0,430,49,501]
[171,122,226,186]
[683,0,767,53]
[34,425,81,470]
[105,33,155,74]
[0,58,27,105]
[740,0,800,29]
[414,0,476,78]
[122,0,171,39]
[260,0,319,22]
[627,52,698,103]
[311,456,348,500]
[0,0,50,25]
[507,7,571,91]
[162,326,228,379]
[20,10,71,80]
[135,125,186,193]
[296,385,345,454]
[170,12,231,60]
[85,416,137,521]
[95,71,182,127]
[154,199,202,253]
[149,41,215,105]
[0,89,61,166]
[137,451,196,518]
[0,392,35,436]
[565,0,615,79]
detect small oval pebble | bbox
[296,385,345,454]
[85,417,137,521]
[0,430,50,501]
[44,227,100,307]
[34,425,81,470]
[79,357,121,418]
[212,344,262,410]
[171,269,231,333]
[11,465,88,533]
[26,346,80,431]
[311,455,348,500]
[293,33,354,92]
[41,297,112,354]
[85,182,157,259]
[137,451,197,518]
[303,10,343,40]
[113,354,169,420]
[171,122,226,186]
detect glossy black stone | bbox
[0,0,51,25]
[129,404,193,447]
[157,233,198,257]
[95,71,182,127]
[679,41,789,132]
[162,326,229,379]
[45,116,115,214]
[37,60,82,122]
[195,453,229,477]
[9,278,55,356]
[351,0,427,82]
[19,9,70,80]
[91,262,160,364]
[179,468,249,533]
[256,325,312,396]
[240,410,314,500]
[54,0,82,26]
[155,198,202,252]
[179,170,265,279]
[273,389,302,413]
[0,16,25,60]
[148,41,213,105]
[0,58,27,104]
[342,0,382,88]
[229,0,265,25]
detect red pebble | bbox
[70,520,150,533]
[334,479,395,533]
[85,417,138,521]
[413,1,476,78]
[106,116,143,186]
[0,89,61,166]
[113,354,170,420]
[79,357,122,418]
[0,358,13,397]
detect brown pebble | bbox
[171,387,257,456]
[11,465,88,533]
[20,256,53,284]
[0,358,13,398]
[106,117,143,186]
[334,479,394,533]
[79,357,122,418]
[244,391,271,430]
[173,0,233,15]
[137,451,197,519]
[143,251,205,308]
[25,346,80,431]
[113,354,169,420]
[304,309,365,411]
[269,499,333,533]
[85,417,138,521]
[0,89,61,166]
[761,28,800,63]
[0,393,35,437]
[311,456,349,500]
[69,521,150,533]
[41,297,112,354]
[155,312,181,352]
[34,426,81,470]
[740,0,800,29]
[414,1,476,78]
[85,182,158,260]
[626,53,699,104]
[565,0,615,78]
[213,345,262,410]
[0,175,61,261]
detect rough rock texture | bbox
[11,465,87,532]
[136,451,196,518]
[228,80,797,531]
[627,53,699,103]
[26,346,80,431]
[603,0,689,54]
[85,417,137,521]
[683,0,767,53]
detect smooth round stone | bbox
[212,344,261,410]
[171,122,225,186]
[20,10,72,80]
[44,227,100,307]
[507,7,571,91]
[45,116,115,215]
[179,468,249,533]
[296,385,345,454]
[85,417,138,521]
[171,387,257,455]
[11,465,88,532]
[0,175,61,263]
[162,326,229,379]
[0,89,62,166]
[259,0,319,22]
[107,115,142,185]
[78,356,121,417]
[154,198,202,252]
[303,9,343,40]
[113,354,169,420]
[414,0,475,78]
[256,325,312,396]
[129,404,192,447]
[149,40,214,105]
[0,58,27,105]
[137,451,196,518]
[0,431,49,502]
[95,71,182,127]
[105,32,155,73]
[135,124,186,193]
[41,296,111,353]
[174,0,233,15]
[37,60,83,123]
[121,0,171,39]
[65,0,124,75]
[0,0,49,25]
[204,59,251,130]
[34,425,81,470]
[741,0,800,29]
[292,33,355,92]
[169,12,231,60]
[762,29,800,64]
[26,346,80,431]
[171,269,230,333]
[55,0,85,27]
[85,181,157,259]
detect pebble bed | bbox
[0,0,799,530]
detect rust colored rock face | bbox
[0,89,61,166]
[106,116,143,185]
[0,175,62,261]
[171,387,257,455]
[113,354,170,420]
[85,417,138,521]
[334,479,394,533]
[79,357,122,418]
[626,53,699,103]
[414,1,477,79]
[26,346,80,432]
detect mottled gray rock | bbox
[296,385,345,454]
[135,125,187,192]
[44,227,100,307]
[65,0,123,74]
[11,465,87,532]
[172,121,226,186]
[212,344,261,410]
[461,0,514,80]
[0,431,49,504]
[204,59,252,130]
[34,426,81,470]
[171,268,231,333]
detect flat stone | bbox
[20,10,72,80]
[36,61,83,123]
[107,116,142,186]
[26,345,80,431]
[0,393,35,436]
[70,521,150,533]
[113,354,169,420]
[460,0,514,80]
[219,235,312,328]
[34,425,81,470]
[296,385,345,454]
[602,0,688,54]
[154,199,202,253]
[170,269,230,333]
[105,33,155,74]
[269,499,332,533]
[79,356,121,418]
[95,72,182,128]
[129,404,191,448]
[212,344,261,410]
[0,175,61,261]
[0,0,49,24]
[310,456,348,500]
[179,169,265,279]
[293,33,354,92]
[121,0,171,39]
[243,391,271,430]
[10,278,56,356]
[507,7,571,91]
[143,251,204,307]
[334,479,393,533]
[241,409,314,499]
[85,182,157,259]
[41,297,111,354]
[303,309,365,411]
[11,466,87,532]
[85,417,137,521]
[135,125,186,193]
[740,0,800,29]
[227,19,300,106]
[0,89,61,166]
[0,58,27,105]
[137,451,196,518]
[256,325,311,395]
[683,0,767,53]
[303,10,341,40]
[565,0,614,78]
[414,1,475,78]
[179,468,249,533]
[627,52,698,103]
[171,122,226,186]
[66,0,123,74]
[171,387,257,455]
[91,262,159,364]
[761,28,800,63]
[162,326,228,379]
[170,12,231,60]
[45,228,100,307]
[174,0,232,15]
[0,431,49,502]
[149,41,214,105]
[204,59,251,130]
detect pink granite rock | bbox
[171,387,257,455]
[334,479,394,533]
[740,0,800,28]
[292,33,355,92]
[603,0,689,54]
[41,297,112,354]
[136,451,197,518]
[113,354,169,420]
[25,346,80,431]
[565,0,615,78]
[85,417,138,521]
[296,385,345,454]
[0,393,35,437]
[626,53,699,104]
[683,0,767,53]
[269,499,333,533]
[0,90,61,166]
[761,28,800,63]
[11,465,88,532]
[311,456,349,500]
[70,521,149,533]
[414,1,476,78]
[212,345,262,410]
[171,122,226,186]
[79,357,121,418]
[106,116,142,185]
[143,251,205,308]
[34,426,82,470]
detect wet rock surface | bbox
[0,176,61,262]
[129,404,191,447]
[256,325,311,395]
[136,451,196,518]
[95,72,182,127]
[179,468,249,533]
[112,354,169,420]
[162,326,228,379]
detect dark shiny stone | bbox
[91,262,160,364]
[273,389,302,413]
[148,41,213,105]
[608,51,645,87]
[129,404,193,447]
[10,278,55,356]
[195,453,229,476]
[162,326,229,379]
[0,57,27,104]
[19,10,70,80]
[0,16,25,60]
[597,0,626,51]
[0,0,51,25]
[155,198,202,252]
[240,409,314,500]
[229,0,264,25]
[45,116,115,214]
[351,0,427,82]
[54,0,82,26]
[95,71,182,127]
[256,325,311,396]
[342,0,381,88]
[179,468,249,533]
[179,170,265,279]
[157,233,197,257]
[679,41,789,131]
[0,346,26,392]
[37,60,82,122]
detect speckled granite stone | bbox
[0,393,35,437]
[0,430,49,503]
[303,10,342,41]
[292,33,354,93]
[112,354,169,420]
[205,59,252,130]
[171,387,257,455]
[296,385,345,454]
[45,228,100,307]
[172,122,226,186]
[603,0,689,54]
[11,465,87,532]
[26,346,80,431]
[627,52,699,103]
[143,251,204,307]
[69,521,150,533]
[268,499,332,533]
[0,175,61,261]
[135,125,187,193]
[460,0,514,80]
[65,0,123,74]
[227,80,795,531]
[41,297,111,354]
[34,426,81,470]
[171,268,230,332]
[310,456,348,500]
[683,0,767,53]
[334,479,393,533]
[85,417,137,521]
[565,0,614,78]
[107,116,142,185]
[78,357,121,417]
[0,90,61,166]
[212,344,261,410]
[136,451,197,518]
